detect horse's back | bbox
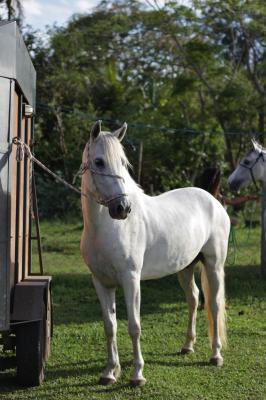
[145,187,229,233]
[140,187,230,280]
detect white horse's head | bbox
[84,120,132,220]
[228,139,266,191]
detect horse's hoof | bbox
[130,378,146,388]
[180,347,194,355]
[99,377,116,385]
[210,356,223,367]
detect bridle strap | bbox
[80,161,128,207]
[88,165,125,183]
[240,152,264,191]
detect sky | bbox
[22,0,185,31]
[23,0,101,31]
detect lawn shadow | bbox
[52,263,266,326]
[52,272,186,325]
[45,359,104,381]
[225,264,266,302]
[144,350,210,368]
[146,359,209,368]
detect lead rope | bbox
[13,137,90,199]
[12,137,128,206]
[227,226,237,266]
[14,139,34,216]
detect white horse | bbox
[228,139,266,192]
[80,121,230,387]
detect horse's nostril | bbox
[117,204,124,214]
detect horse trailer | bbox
[0,21,52,386]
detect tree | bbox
[0,0,23,24]
[22,0,266,217]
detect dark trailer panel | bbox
[0,20,36,107]
[0,21,52,386]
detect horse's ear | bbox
[113,123,127,142]
[90,120,102,141]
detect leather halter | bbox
[239,152,264,191]
[80,160,128,207]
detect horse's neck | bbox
[262,163,266,185]
[81,175,103,229]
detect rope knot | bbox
[13,137,33,161]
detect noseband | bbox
[240,152,264,191]
[80,161,128,207]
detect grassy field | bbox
[0,220,266,400]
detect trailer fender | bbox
[11,280,50,322]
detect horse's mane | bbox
[94,132,144,192]
[99,132,132,170]
[197,167,221,198]
[252,139,266,154]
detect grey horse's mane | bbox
[252,138,266,154]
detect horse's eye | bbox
[243,159,250,166]
[95,158,104,168]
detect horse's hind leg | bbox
[201,250,227,367]
[92,276,121,385]
[178,264,199,354]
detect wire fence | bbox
[36,101,264,138]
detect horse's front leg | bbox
[92,275,121,385]
[121,272,146,387]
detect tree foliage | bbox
[18,0,266,217]
[0,0,23,24]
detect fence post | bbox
[261,184,266,278]
[137,141,143,184]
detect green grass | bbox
[0,221,266,399]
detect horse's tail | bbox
[201,265,227,349]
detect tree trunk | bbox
[258,108,265,145]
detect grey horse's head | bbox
[228,139,266,192]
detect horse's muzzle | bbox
[228,178,243,192]
[108,197,131,220]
